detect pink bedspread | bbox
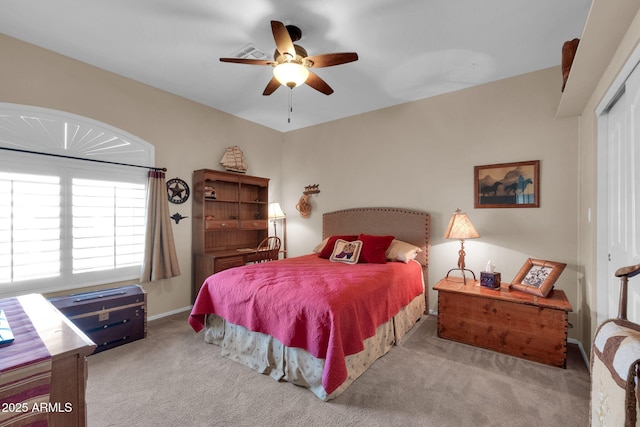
[189,254,424,395]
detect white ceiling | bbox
[0,0,592,133]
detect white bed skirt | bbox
[203,292,425,401]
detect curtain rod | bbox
[0,146,166,172]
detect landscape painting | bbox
[474,160,539,208]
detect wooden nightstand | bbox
[433,277,572,368]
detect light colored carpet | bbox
[86,312,590,426]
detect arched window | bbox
[0,103,155,296]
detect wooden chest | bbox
[434,278,572,368]
[49,285,146,354]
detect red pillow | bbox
[319,235,358,259]
[358,234,394,264]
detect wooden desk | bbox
[194,250,253,297]
[433,278,572,368]
[194,248,280,301]
[19,294,96,426]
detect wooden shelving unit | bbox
[192,169,269,300]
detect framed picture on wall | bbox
[474,160,540,208]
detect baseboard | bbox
[568,337,590,368]
[147,305,192,322]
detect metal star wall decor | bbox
[166,178,190,204]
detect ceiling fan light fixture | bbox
[273,62,309,88]
[220,20,357,96]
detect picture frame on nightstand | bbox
[510,258,566,298]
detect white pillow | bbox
[312,237,330,253]
[385,239,423,263]
[329,239,362,265]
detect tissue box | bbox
[480,272,501,289]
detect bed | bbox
[189,207,430,400]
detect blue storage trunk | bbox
[49,285,146,354]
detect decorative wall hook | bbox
[170,212,188,224]
[297,184,319,218]
[303,184,320,195]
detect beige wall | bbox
[576,6,640,349]
[0,34,283,318]
[282,68,581,337]
[1,33,585,342]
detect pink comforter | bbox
[189,254,424,395]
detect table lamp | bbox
[444,208,480,283]
[268,202,287,257]
[268,202,286,235]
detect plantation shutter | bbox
[0,172,61,283]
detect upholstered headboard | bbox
[322,207,430,268]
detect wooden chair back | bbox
[248,236,281,263]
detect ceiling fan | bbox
[220,20,358,96]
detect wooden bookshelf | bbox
[191,169,269,300]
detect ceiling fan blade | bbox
[263,77,281,96]
[306,52,359,68]
[271,20,295,58]
[219,57,275,66]
[305,71,334,95]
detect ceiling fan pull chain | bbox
[288,88,293,123]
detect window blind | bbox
[0,172,61,283]
[72,178,146,274]
[0,166,147,296]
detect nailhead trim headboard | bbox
[322,207,430,268]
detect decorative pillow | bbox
[312,237,330,253]
[318,235,358,259]
[329,239,362,264]
[386,239,423,263]
[358,234,394,264]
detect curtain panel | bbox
[141,171,180,282]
